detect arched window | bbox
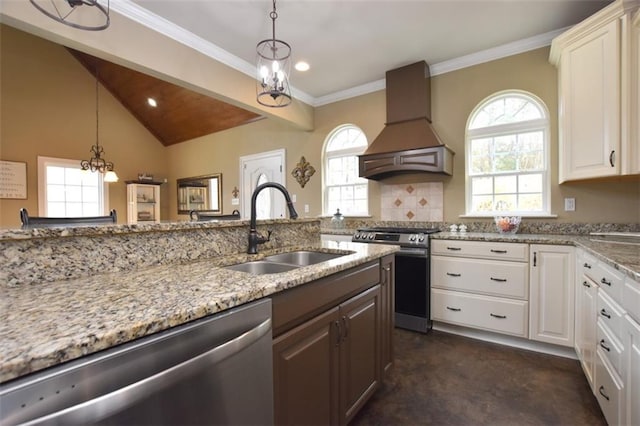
[466,91,550,216]
[322,124,369,216]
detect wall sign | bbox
[0,160,27,199]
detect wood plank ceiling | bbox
[68,49,263,146]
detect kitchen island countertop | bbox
[0,240,397,384]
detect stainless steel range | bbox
[353,227,440,333]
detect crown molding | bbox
[113,0,574,108]
[314,29,562,106]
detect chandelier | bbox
[30,0,110,31]
[256,0,292,108]
[81,75,119,183]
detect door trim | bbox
[239,149,286,219]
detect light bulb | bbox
[272,60,279,73]
[260,65,269,79]
[277,70,285,83]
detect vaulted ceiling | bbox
[69,49,263,146]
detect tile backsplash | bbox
[380,182,443,222]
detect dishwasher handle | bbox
[22,317,272,426]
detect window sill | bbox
[320,214,373,219]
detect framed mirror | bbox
[177,173,222,215]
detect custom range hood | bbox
[359,61,454,179]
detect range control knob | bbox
[409,235,416,241]
[368,233,375,240]
[418,235,425,242]
[354,233,361,239]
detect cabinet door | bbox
[380,256,394,378]
[273,307,340,426]
[529,245,575,346]
[623,315,640,426]
[559,19,620,182]
[339,285,381,425]
[575,275,598,390]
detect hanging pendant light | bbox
[30,0,110,31]
[256,0,292,108]
[81,73,119,183]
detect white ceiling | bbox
[124,0,612,104]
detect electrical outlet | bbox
[564,198,575,211]
[304,204,309,213]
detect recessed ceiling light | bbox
[147,98,157,107]
[295,61,310,72]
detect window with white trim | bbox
[322,125,369,216]
[37,156,109,217]
[466,91,550,216]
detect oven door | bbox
[394,248,431,333]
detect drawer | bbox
[595,350,623,426]
[596,320,623,375]
[594,261,625,304]
[623,276,640,323]
[431,240,528,262]
[431,288,529,337]
[597,290,626,343]
[431,256,528,299]
[579,250,598,282]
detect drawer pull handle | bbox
[490,313,507,319]
[583,262,592,269]
[600,309,611,319]
[335,320,342,346]
[609,150,615,167]
[490,277,507,282]
[447,247,462,251]
[598,386,610,401]
[599,339,611,352]
[600,278,612,286]
[490,249,507,254]
[446,272,461,277]
[446,306,461,312]
[582,281,591,288]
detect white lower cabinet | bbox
[529,245,575,347]
[623,314,640,426]
[431,240,530,338]
[432,288,528,337]
[595,349,624,426]
[575,273,599,390]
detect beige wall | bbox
[2,25,638,228]
[0,25,169,227]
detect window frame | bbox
[322,124,369,217]
[464,90,551,217]
[37,156,110,217]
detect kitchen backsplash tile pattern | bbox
[381,182,443,222]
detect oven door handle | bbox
[397,248,428,257]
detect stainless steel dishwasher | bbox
[0,299,273,425]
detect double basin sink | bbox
[225,250,348,275]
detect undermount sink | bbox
[224,250,349,275]
[224,261,300,275]
[264,251,345,266]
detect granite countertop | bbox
[0,240,398,384]
[432,232,640,281]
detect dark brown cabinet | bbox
[271,258,394,425]
[380,254,395,377]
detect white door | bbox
[240,149,286,220]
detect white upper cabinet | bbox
[628,8,640,175]
[550,0,640,182]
